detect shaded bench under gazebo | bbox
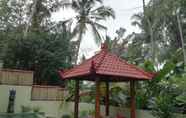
[59,44,155,118]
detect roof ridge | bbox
[94,50,108,70]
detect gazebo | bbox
[59,44,155,118]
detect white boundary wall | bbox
[0,85,185,118]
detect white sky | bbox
[52,0,150,58]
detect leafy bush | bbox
[151,80,179,118]
[152,95,175,118]
[21,105,32,113]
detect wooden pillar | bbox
[130,80,136,118]
[95,78,100,118]
[74,80,79,118]
[105,82,109,116]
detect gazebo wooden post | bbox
[74,80,79,118]
[105,81,109,116]
[130,80,136,118]
[95,78,101,118]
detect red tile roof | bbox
[59,44,155,81]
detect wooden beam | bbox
[95,78,101,118]
[130,80,136,118]
[105,82,109,116]
[74,80,79,118]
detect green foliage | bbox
[79,110,89,118]
[152,93,175,118]
[150,75,182,117]
[105,27,127,57]
[79,110,95,118]
[135,58,185,111]
[21,105,41,113]
[110,86,128,107]
[0,0,75,85]
[140,60,155,72]
[2,31,72,85]
[67,80,76,93]
[0,113,45,118]
[21,106,32,113]
[32,107,41,113]
[61,114,71,118]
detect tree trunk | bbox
[177,13,186,68]
[105,82,109,116]
[143,0,156,64]
[130,80,136,118]
[24,0,38,38]
[75,29,83,65]
[95,78,101,118]
[148,20,155,63]
[142,0,145,13]
[74,80,79,118]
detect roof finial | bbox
[90,60,96,73]
[101,42,108,50]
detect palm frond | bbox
[57,0,72,9]
[93,22,107,30]
[86,0,103,5]
[131,13,144,21]
[95,0,103,3]
[89,15,104,20]
[131,21,142,27]
[71,0,80,11]
[91,6,115,19]
[71,24,81,39]
[89,22,102,45]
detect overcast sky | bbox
[52,0,149,58]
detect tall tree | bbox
[25,0,65,35]
[65,0,115,64]
[142,0,156,64]
[105,27,127,57]
[176,8,186,68]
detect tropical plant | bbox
[21,106,33,113]
[152,92,176,118]
[25,0,65,34]
[64,0,115,63]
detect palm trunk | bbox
[142,0,145,13]
[143,0,155,64]
[177,13,186,68]
[75,30,83,65]
[148,20,155,63]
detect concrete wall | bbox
[0,85,185,118]
[0,85,62,117]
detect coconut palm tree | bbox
[25,0,65,36]
[65,0,115,64]
[141,0,156,64]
